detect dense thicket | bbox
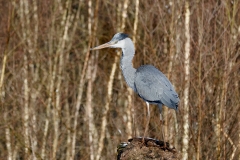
[0,0,239,159]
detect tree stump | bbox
[117,137,180,160]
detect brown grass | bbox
[0,0,239,159]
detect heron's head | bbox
[91,33,129,50]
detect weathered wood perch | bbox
[117,137,180,160]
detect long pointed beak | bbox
[90,42,112,50]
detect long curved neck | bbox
[120,39,137,92]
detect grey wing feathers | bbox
[134,65,179,110]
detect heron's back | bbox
[134,65,179,110]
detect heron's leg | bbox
[158,104,166,147]
[142,102,150,142]
[160,112,166,147]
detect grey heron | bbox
[91,33,179,140]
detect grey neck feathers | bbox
[120,40,137,92]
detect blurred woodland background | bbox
[0,0,239,159]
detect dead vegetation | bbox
[0,0,239,159]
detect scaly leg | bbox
[158,104,166,147]
[160,112,166,147]
[142,102,150,142]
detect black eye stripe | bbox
[111,33,129,42]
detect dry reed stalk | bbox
[182,1,190,159]
[70,0,97,157]
[19,0,30,158]
[126,0,139,139]
[96,1,129,159]
[2,4,13,159]
[197,1,203,159]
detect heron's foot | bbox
[160,141,167,150]
[141,137,150,146]
[141,137,148,145]
[142,137,145,143]
[133,137,173,151]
